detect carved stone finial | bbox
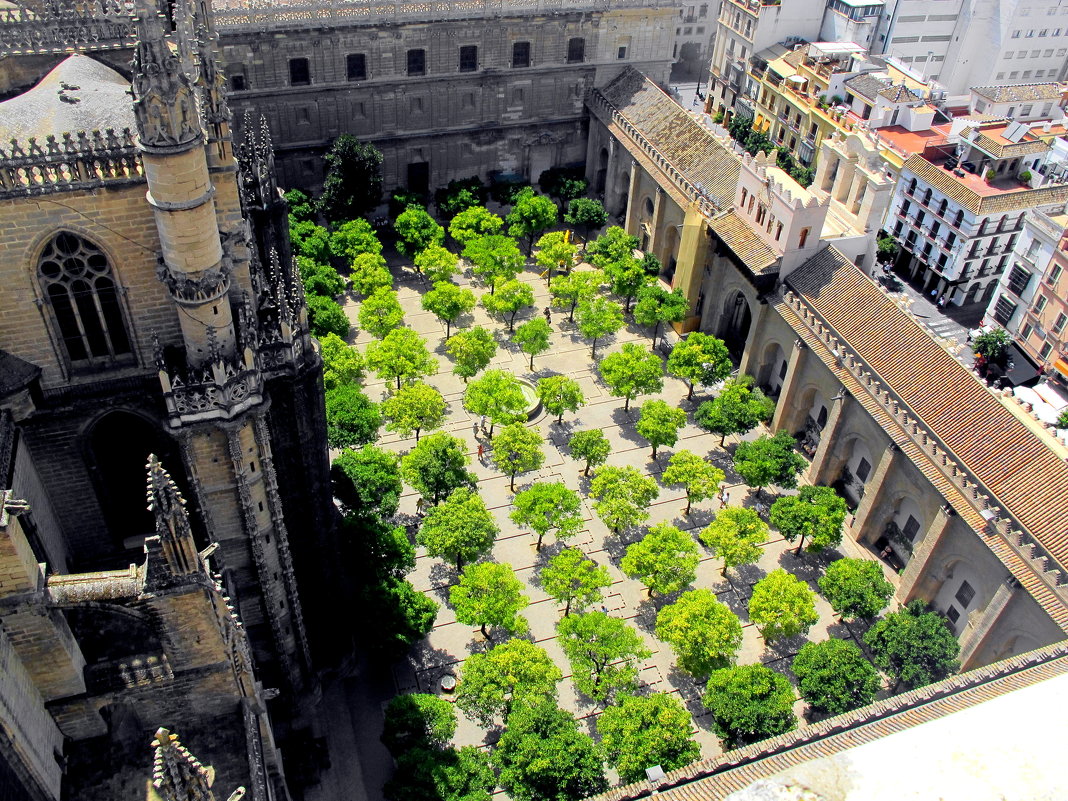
[145,455,200,579]
[205,326,222,363]
[131,6,203,151]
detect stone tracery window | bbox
[38,232,132,366]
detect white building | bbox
[673,1,717,79]
[969,82,1068,122]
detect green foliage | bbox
[534,231,578,279]
[817,560,894,621]
[634,285,689,346]
[463,369,527,433]
[338,514,414,582]
[389,187,427,218]
[702,664,796,748]
[599,343,663,411]
[973,327,1010,363]
[876,233,899,263]
[284,188,316,223]
[482,278,535,332]
[422,281,476,338]
[330,218,383,261]
[694,376,775,445]
[603,254,654,312]
[318,135,383,221]
[513,317,552,370]
[586,226,639,269]
[564,198,608,246]
[489,178,531,206]
[493,704,607,801]
[401,431,477,505]
[598,694,701,783]
[451,561,530,639]
[568,429,611,476]
[381,382,447,442]
[445,326,497,382]
[349,252,393,297]
[748,569,819,641]
[463,235,525,293]
[358,287,405,339]
[325,384,381,448]
[538,166,587,206]
[699,507,768,576]
[667,332,732,400]
[791,165,815,187]
[621,522,700,597]
[635,399,687,458]
[331,445,402,519]
[382,693,457,753]
[371,576,438,656]
[549,269,604,321]
[394,205,446,259]
[456,640,561,725]
[414,243,460,284]
[557,611,650,703]
[511,482,583,550]
[769,485,848,554]
[491,423,545,491]
[417,487,498,570]
[662,450,726,515]
[306,294,350,338]
[291,220,333,263]
[366,327,438,390]
[733,430,806,493]
[506,188,559,255]
[864,600,960,690]
[538,547,611,616]
[792,638,881,715]
[536,375,585,423]
[655,588,743,678]
[318,332,364,391]
[1058,408,1068,429]
[435,176,487,217]
[449,205,504,246]
[588,465,659,534]
[300,258,345,298]
[384,746,495,801]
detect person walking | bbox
[479,415,488,435]
[477,443,485,462]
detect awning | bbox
[1005,342,1043,387]
[787,75,806,84]
[1054,357,1068,379]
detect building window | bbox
[855,457,872,482]
[1048,263,1063,283]
[1035,295,1049,313]
[230,73,246,91]
[618,46,628,59]
[567,37,586,63]
[410,96,424,114]
[1021,323,1034,339]
[347,53,366,81]
[407,48,426,76]
[954,580,975,608]
[1007,264,1032,295]
[993,295,1018,325]
[1041,342,1054,359]
[289,57,310,85]
[903,515,921,541]
[946,605,960,624]
[775,222,783,241]
[459,45,478,72]
[512,41,531,68]
[39,232,132,365]
[798,227,810,248]
[1054,312,1068,333]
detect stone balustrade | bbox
[0,130,142,198]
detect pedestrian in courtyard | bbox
[472,418,479,438]
[543,306,552,323]
[477,443,485,462]
[479,415,487,435]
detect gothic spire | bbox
[145,455,200,578]
[149,727,216,801]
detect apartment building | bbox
[969,82,1068,122]
[673,1,716,78]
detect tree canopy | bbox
[319,332,364,391]
[349,252,393,297]
[748,569,819,641]
[482,278,535,332]
[384,745,494,801]
[401,431,476,505]
[450,205,504,246]
[325,384,381,448]
[598,693,701,783]
[381,693,457,753]
[330,217,383,262]
[667,333,733,400]
[417,486,498,571]
[306,294,350,338]
[463,234,525,293]
[575,296,624,358]
[422,281,476,338]
[655,589,743,678]
[490,423,545,491]
[445,326,497,382]
[318,134,383,221]
[662,450,725,515]
[395,205,446,259]
[769,485,848,554]
[534,230,578,280]
[863,600,960,690]
[635,399,687,458]
[588,465,659,534]
[414,243,460,284]
[538,547,611,616]
[599,343,664,411]
[456,640,562,725]
[702,664,797,748]
[818,557,895,621]
[557,611,651,703]
[792,638,881,715]
[511,482,584,550]
[634,284,689,347]
[331,445,402,520]
[564,198,608,247]
[536,376,585,424]
[568,429,611,476]
[621,522,700,597]
[450,561,530,640]
[513,317,552,370]
[366,327,438,389]
[603,254,654,313]
[699,506,768,577]
[381,381,446,442]
[732,430,806,494]
[586,226,639,269]
[464,370,527,434]
[694,376,776,446]
[358,287,405,338]
[506,188,559,255]
[549,269,604,321]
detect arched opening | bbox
[757,342,787,397]
[642,195,655,220]
[931,557,981,635]
[616,189,629,219]
[661,225,681,284]
[832,436,874,508]
[86,412,184,556]
[595,147,609,194]
[795,385,827,456]
[718,290,752,360]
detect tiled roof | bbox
[597,69,741,210]
[972,83,1066,103]
[878,82,921,102]
[709,210,779,273]
[844,73,887,101]
[587,641,1068,801]
[904,154,1068,215]
[784,248,1068,572]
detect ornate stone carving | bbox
[130,10,203,150]
[156,259,231,304]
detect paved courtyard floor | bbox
[315,244,896,796]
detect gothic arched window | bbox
[38,232,132,366]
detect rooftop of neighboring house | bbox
[971,82,1068,104]
[869,123,950,158]
[960,119,1054,160]
[845,72,925,104]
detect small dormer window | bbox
[798,227,811,248]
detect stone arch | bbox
[82,410,184,555]
[718,289,753,359]
[793,383,828,456]
[641,195,655,220]
[595,146,609,194]
[829,433,874,507]
[661,225,681,283]
[930,554,983,635]
[61,603,164,665]
[756,341,788,396]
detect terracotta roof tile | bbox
[972,83,1066,103]
[904,154,1068,215]
[710,210,779,273]
[844,73,886,101]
